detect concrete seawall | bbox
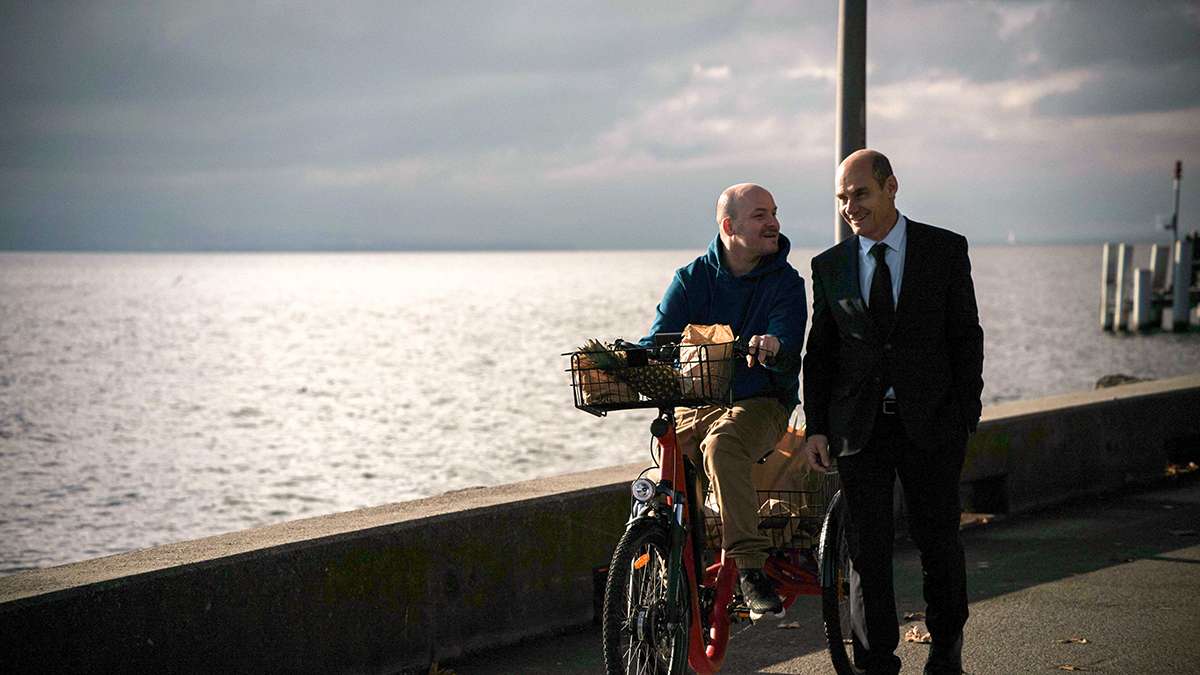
[961,375,1200,514]
[2,374,1198,673]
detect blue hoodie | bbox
[641,234,807,407]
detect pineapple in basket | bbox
[578,339,681,400]
[623,361,681,400]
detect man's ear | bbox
[720,217,734,237]
[885,175,898,199]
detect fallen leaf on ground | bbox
[1054,637,1090,644]
[903,611,926,621]
[1056,665,1089,671]
[1165,461,1199,477]
[778,621,802,629]
[961,513,993,527]
[903,625,932,644]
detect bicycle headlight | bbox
[631,478,656,503]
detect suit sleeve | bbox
[639,270,690,347]
[947,237,984,432]
[802,258,837,437]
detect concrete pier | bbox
[2,374,1199,673]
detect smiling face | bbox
[836,153,899,241]
[722,185,780,260]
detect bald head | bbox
[714,183,780,274]
[716,183,769,227]
[839,149,894,190]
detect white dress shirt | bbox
[857,213,907,307]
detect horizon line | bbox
[0,238,1186,254]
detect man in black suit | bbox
[802,149,984,675]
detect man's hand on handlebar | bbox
[745,334,780,368]
[803,434,832,473]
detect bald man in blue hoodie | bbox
[641,183,808,619]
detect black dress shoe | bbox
[861,654,901,675]
[924,633,963,674]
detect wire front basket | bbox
[566,341,736,416]
[704,471,840,553]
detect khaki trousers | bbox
[675,397,789,569]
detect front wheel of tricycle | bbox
[602,520,691,675]
[819,490,864,675]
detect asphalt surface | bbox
[446,478,1200,674]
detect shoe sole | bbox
[749,599,786,622]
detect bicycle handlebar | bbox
[625,334,775,367]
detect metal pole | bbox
[835,0,867,243]
[1173,237,1193,332]
[1171,160,1182,247]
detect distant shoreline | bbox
[0,240,1177,254]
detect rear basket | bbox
[704,472,840,553]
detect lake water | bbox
[2,246,1197,574]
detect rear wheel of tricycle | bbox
[602,520,691,675]
[819,491,864,675]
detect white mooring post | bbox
[1132,268,1153,331]
[1173,237,1195,331]
[1149,244,1171,327]
[1100,242,1117,330]
[1150,244,1171,293]
[1113,243,1134,331]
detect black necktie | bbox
[869,243,894,334]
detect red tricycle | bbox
[567,335,860,674]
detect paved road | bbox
[447,478,1200,674]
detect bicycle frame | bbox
[639,408,823,674]
[645,407,728,673]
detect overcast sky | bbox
[2,0,1198,251]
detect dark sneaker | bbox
[739,568,784,620]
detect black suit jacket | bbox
[802,220,984,454]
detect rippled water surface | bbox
[2,247,1197,573]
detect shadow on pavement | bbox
[446,477,1200,674]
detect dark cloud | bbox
[869,0,1200,118]
[1020,0,1200,116]
[0,0,1197,250]
[868,0,1028,84]
[1,71,647,173]
[0,2,741,178]
[1019,0,1200,72]
[1034,61,1200,116]
[0,2,738,105]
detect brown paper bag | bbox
[751,422,810,492]
[679,323,734,400]
[751,415,826,522]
